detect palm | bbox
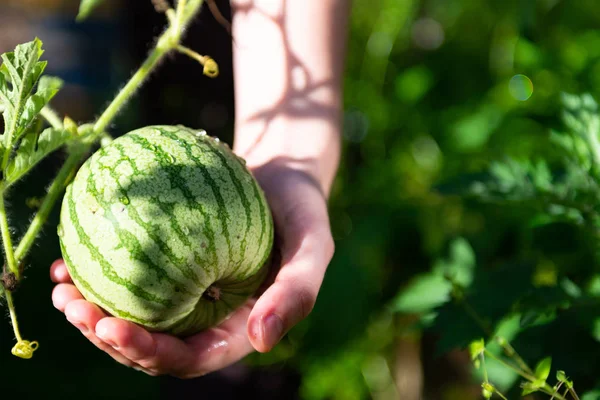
[51,162,334,377]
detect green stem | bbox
[569,387,581,400]
[0,195,19,279]
[40,106,63,129]
[175,0,187,33]
[92,0,202,135]
[176,44,208,63]
[484,351,567,400]
[14,0,205,262]
[498,340,534,376]
[92,45,166,134]
[494,390,508,400]
[480,353,489,383]
[5,291,23,342]
[551,382,564,400]
[14,146,86,262]
[484,350,533,383]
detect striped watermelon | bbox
[58,126,274,336]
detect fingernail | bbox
[262,314,284,349]
[96,325,118,349]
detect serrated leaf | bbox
[22,76,63,118]
[534,356,552,381]
[77,0,105,21]
[5,127,71,185]
[0,39,50,148]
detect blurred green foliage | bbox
[4,0,600,399]
[268,0,600,398]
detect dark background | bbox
[2,1,600,399]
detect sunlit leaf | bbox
[392,273,452,313]
[0,38,47,145]
[392,238,475,314]
[534,356,552,381]
[469,338,485,360]
[5,127,72,185]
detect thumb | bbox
[246,171,334,352]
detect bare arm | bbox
[231,0,349,195]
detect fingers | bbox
[63,299,144,370]
[247,173,334,352]
[52,283,84,312]
[50,259,72,283]
[93,301,257,379]
[49,259,257,378]
[94,317,188,377]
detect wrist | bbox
[233,117,341,198]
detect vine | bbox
[0,0,221,359]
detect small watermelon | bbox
[58,125,274,336]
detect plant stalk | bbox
[498,340,534,376]
[484,351,567,400]
[92,46,165,134]
[14,146,86,262]
[0,195,19,279]
[13,0,205,263]
[93,0,203,135]
[40,106,64,130]
[5,291,22,342]
[1,0,205,361]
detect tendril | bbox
[11,340,39,359]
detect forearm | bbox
[231,0,350,196]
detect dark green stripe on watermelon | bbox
[60,230,156,325]
[150,128,235,267]
[199,136,253,275]
[106,143,204,286]
[125,132,220,269]
[67,178,173,308]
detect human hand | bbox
[50,157,335,378]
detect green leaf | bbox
[5,127,72,185]
[392,237,476,314]
[20,76,62,133]
[0,39,52,148]
[521,380,545,396]
[534,356,552,381]
[391,273,452,313]
[77,0,105,21]
[469,338,485,360]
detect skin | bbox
[50,0,349,378]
